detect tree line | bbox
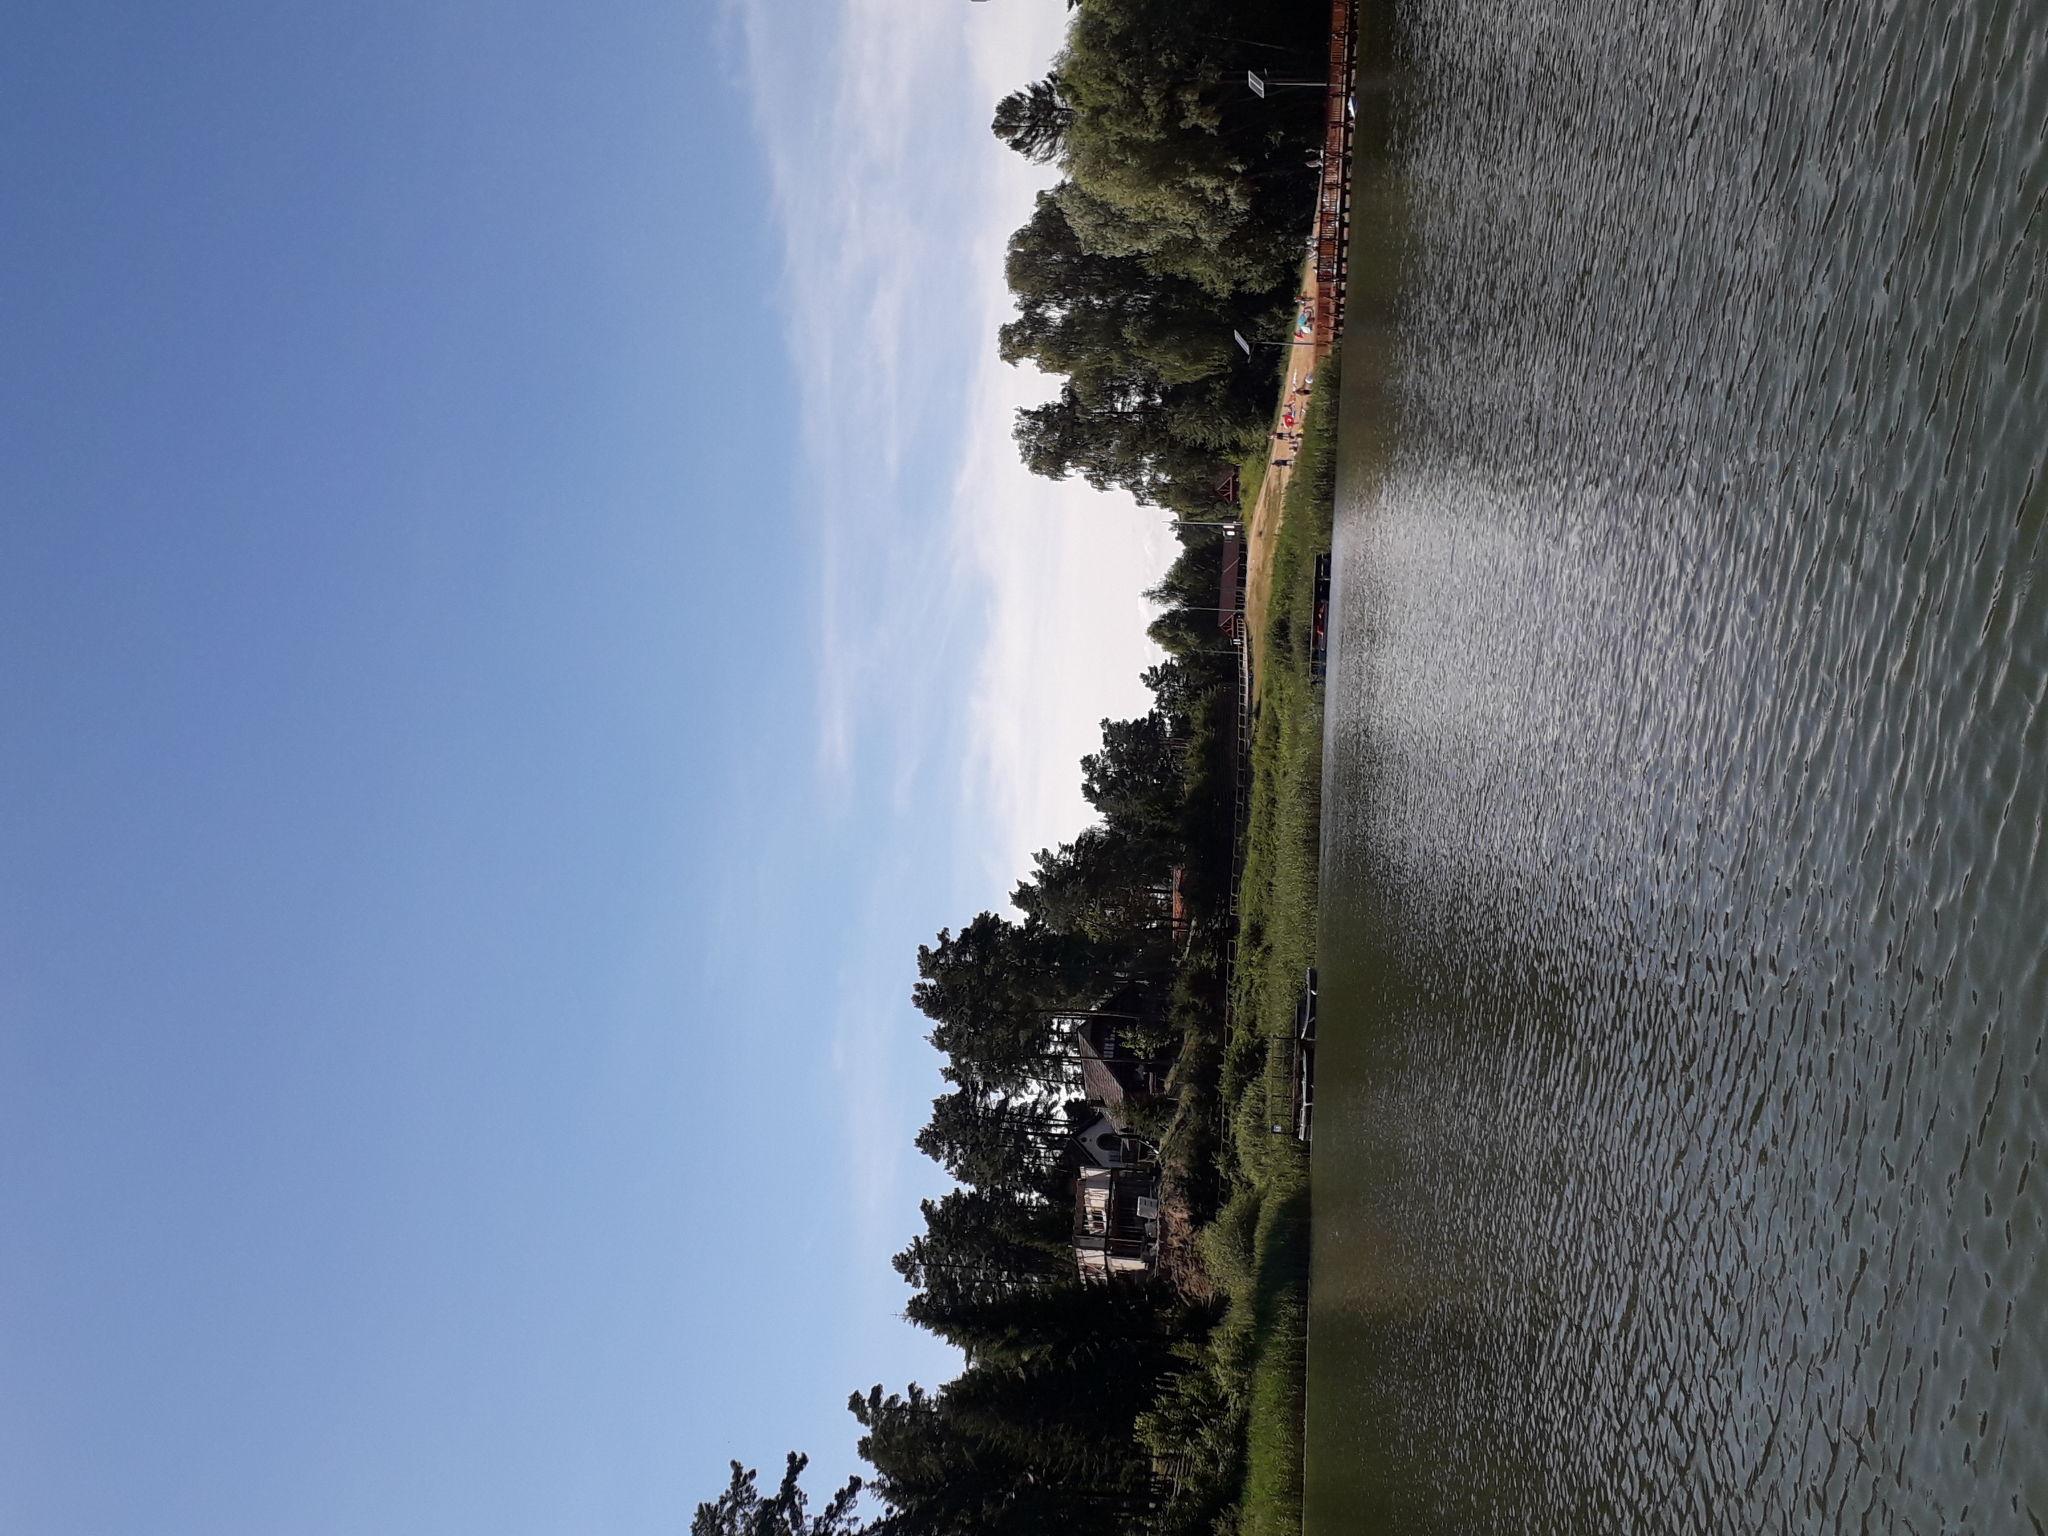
[997,0,1331,516]
[695,0,1327,1529]
[698,549,1240,1536]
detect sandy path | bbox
[1241,258,1325,701]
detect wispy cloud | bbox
[950,348,1173,898]
[726,0,980,791]
[727,0,1170,1282]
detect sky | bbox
[0,3,1170,1532]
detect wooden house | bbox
[1072,1165,1161,1279]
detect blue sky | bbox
[0,3,1167,1532]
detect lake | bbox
[1307,0,2047,1530]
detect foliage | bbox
[1195,1188,1262,1302]
[991,0,1325,513]
[1130,361,1338,1536]
[990,74,1072,164]
[691,1455,863,1536]
[1212,361,1339,1536]
[1014,825,1171,946]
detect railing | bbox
[1311,0,1359,351]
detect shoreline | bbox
[1224,358,1341,1536]
[1243,0,1358,700]
[1293,5,1411,1529]
[1241,264,1326,702]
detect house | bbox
[1071,1105,1147,1170]
[1072,1165,1161,1279]
[1067,1018,1171,1277]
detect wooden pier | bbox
[1310,0,1359,354]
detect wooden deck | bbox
[1310,0,1358,353]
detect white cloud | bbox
[727,0,1171,1285]
[730,0,1166,827]
[946,26,1172,896]
[950,324,1172,899]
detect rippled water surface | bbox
[1308,0,2047,1530]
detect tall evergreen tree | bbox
[1082,711,1183,851]
[990,75,1073,164]
[692,1454,864,1536]
[1013,825,1172,947]
[893,1187,1069,1338]
[915,1085,1074,1197]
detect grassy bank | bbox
[1146,362,1338,1536]
[1226,357,1336,1536]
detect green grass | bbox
[1230,360,1338,1161]
[1148,361,1337,1536]
[1235,447,1269,514]
[1238,1173,1310,1536]
[1228,358,1337,1536]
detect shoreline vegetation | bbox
[1215,362,1336,1536]
[695,3,1343,1534]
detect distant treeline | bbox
[997,0,1330,515]
[849,535,1242,1535]
[693,2,1329,1533]
[696,559,1242,1536]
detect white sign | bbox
[1246,70,1266,99]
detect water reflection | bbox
[1306,0,2047,1528]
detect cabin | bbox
[1071,1105,1148,1171]
[1072,1165,1161,1278]
[1067,1017,1172,1276]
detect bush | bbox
[1197,1188,1263,1303]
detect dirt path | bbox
[1242,259,1325,701]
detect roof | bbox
[1070,1105,1130,1159]
[1218,529,1244,629]
[1078,1040,1128,1109]
[1072,1015,1176,1116]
